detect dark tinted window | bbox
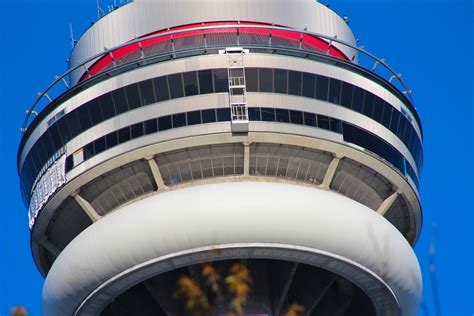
[373,97,384,122]
[88,99,103,125]
[288,71,302,96]
[315,75,329,101]
[390,110,401,134]
[202,109,216,123]
[56,117,71,143]
[304,112,317,127]
[153,76,169,102]
[245,68,258,92]
[131,122,144,138]
[158,116,172,131]
[302,73,316,98]
[274,69,288,94]
[261,108,275,121]
[118,126,131,143]
[213,69,228,93]
[125,84,142,110]
[187,110,201,125]
[352,86,365,113]
[248,107,261,121]
[66,111,81,139]
[328,78,342,104]
[168,74,184,99]
[106,131,118,148]
[340,82,353,109]
[276,108,289,123]
[198,70,213,94]
[290,110,303,125]
[145,119,158,134]
[183,71,199,96]
[217,108,231,122]
[76,105,92,130]
[84,142,94,160]
[330,118,342,133]
[112,88,128,114]
[381,104,392,127]
[172,113,186,128]
[363,92,375,117]
[139,80,155,106]
[100,93,116,120]
[94,137,106,154]
[318,115,330,130]
[259,68,273,93]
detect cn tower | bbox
[18,1,423,315]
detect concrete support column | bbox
[145,156,167,190]
[243,141,251,176]
[73,193,102,222]
[377,190,400,216]
[320,155,342,190]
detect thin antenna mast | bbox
[69,23,75,49]
[96,0,105,19]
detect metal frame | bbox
[21,24,417,135]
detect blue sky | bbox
[0,0,472,315]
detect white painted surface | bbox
[43,182,421,315]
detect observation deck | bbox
[17,1,423,315]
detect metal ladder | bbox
[220,47,250,132]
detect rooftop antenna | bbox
[96,0,105,19]
[69,23,76,49]
[429,222,441,316]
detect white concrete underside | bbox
[42,182,421,315]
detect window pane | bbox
[112,88,128,114]
[153,76,169,102]
[168,74,184,99]
[328,78,342,104]
[172,113,186,128]
[106,131,118,148]
[213,69,228,93]
[56,116,71,143]
[315,75,329,101]
[248,107,261,121]
[88,99,103,125]
[217,108,231,122]
[145,119,158,134]
[259,68,273,92]
[363,91,375,117]
[340,82,353,109]
[158,116,172,131]
[261,107,275,121]
[84,142,94,160]
[187,110,201,125]
[139,80,155,106]
[126,83,142,110]
[330,118,342,133]
[76,104,92,130]
[198,70,213,94]
[100,93,116,120]
[318,114,330,130]
[131,122,144,138]
[118,126,131,143]
[183,71,199,96]
[245,68,258,92]
[290,110,303,125]
[373,97,384,122]
[302,73,316,98]
[304,112,317,127]
[274,69,288,94]
[352,86,365,113]
[66,111,81,139]
[202,109,216,123]
[381,103,392,128]
[94,137,106,154]
[390,110,401,134]
[288,71,302,96]
[276,108,289,123]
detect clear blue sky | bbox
[0,1,472,315]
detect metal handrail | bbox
[21,24,416,135]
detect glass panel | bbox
[66,110,81,139]
[202,109,216,123]
[94,136,106,154]
[213,69,228,93]
[139,80,155,106]
[158,116,172,131]
[318,114,330,130]
[381,103,392,128]
[288,71,302,96]
[183,71,199,96]
[352,86,365,113]
[340,82,353,109]
[261,107,275,121]
[168,74,184,99]
[330,118,342,133]
[248,107,261,121]
[145,119,158,134]
[259,68,273,92]
[106,131,118,148]
[217,108,231,122]
[304,112,317,127]
[112,88,128,114]
[153,76,170,102]
[88,99,103,125]
[276,108,289,123]
[290,110,303,125]
[198,70,213,94]
[328,78,342,104]
[125,83,142,110]
[245,68,258,92]
[56,116,71,143]
[131,122,144,138]
[76,105,92,131]
[274,69,288,94]
[84,142,94,160]
[363,91,375,117]
[390,110,401,134]
[373,97,384,122]
[100,93,116,120]
[187,110,201,125]
[315,75,329,101]
[302,73,316,98]
[172,113,186,128]
[118,126,131,143]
